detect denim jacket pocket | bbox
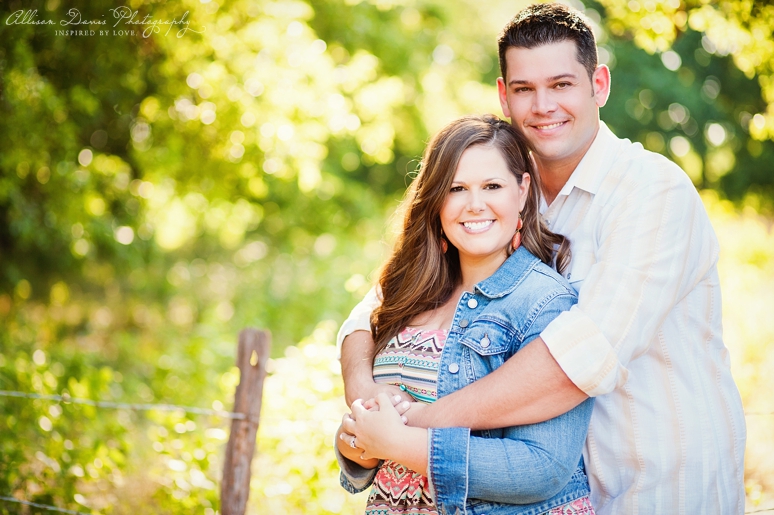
[458,320,513,356]
[458,320,514,383]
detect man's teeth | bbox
[537,122,564,130]
[463,220,493,230]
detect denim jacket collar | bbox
[475,247,540,299]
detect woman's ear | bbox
[519,173,531,211]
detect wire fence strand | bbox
[1,390,772,514]
[0,390,246,420]
[2,389,771,421]
[0,496,95,515]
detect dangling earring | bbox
[440,233,448,254]
[511,214,523,252]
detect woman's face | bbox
[440,144,530,267]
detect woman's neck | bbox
[458,251,508,292]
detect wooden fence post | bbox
[221,328,271,515]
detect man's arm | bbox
[340,330,380,406]
[408,336,587,429]
[338,288,413,406]
[410,157,711,430]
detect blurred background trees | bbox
[1,0,772,512]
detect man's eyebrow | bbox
[508,73,578,86]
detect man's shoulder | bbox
[612,134,685,176]
[602,132,696,198]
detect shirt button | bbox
[467,298,478,309]
[448,363,459,374]
[459,319,469,328]
[567,273,572,280]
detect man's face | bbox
[497,40,610,175]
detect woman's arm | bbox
[349,394,593,506]
[427,291,593,512]
[429,398,594,509]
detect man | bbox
[338,4,746,513]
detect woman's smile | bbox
[461,219,495,233]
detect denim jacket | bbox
[338,247,594,515]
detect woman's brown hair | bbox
[370,114,571,355]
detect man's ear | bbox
[497,77,512,119]
[592,64,611,107]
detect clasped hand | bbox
[340,393,427,461]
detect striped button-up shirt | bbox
[337,122,746,514]
[539,122,745,514]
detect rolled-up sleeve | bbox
[334,440,381,494]
[336,287,381,355]
[541,165,717,397]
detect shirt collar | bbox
[475,247,541,299]
[554,121,618,198]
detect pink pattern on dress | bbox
[543,495,596,514]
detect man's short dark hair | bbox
[498,3,598,81]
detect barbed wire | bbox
[2,389,772,422]
[0,496,94,515]
[1,390,773,514]
[0,390,246,420]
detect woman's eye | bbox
[484,183,502,190]
[450,186,464,193]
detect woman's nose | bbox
[467,191,485,212]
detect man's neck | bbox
[536,158,577,206]
[536,125,601,205]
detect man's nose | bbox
[532,88,557,115]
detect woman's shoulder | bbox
[501,260,576,309]
[478,254,577,334]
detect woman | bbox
[335,115,595,515]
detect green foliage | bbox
[0,0,773,512]
[592,0,774,205]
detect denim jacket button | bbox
[480,335,490,348]
[459,319,469,328]
[448,363,459,374]
[467,298,478,309]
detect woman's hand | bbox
[348,393,429,474]
[336,415,380,469]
